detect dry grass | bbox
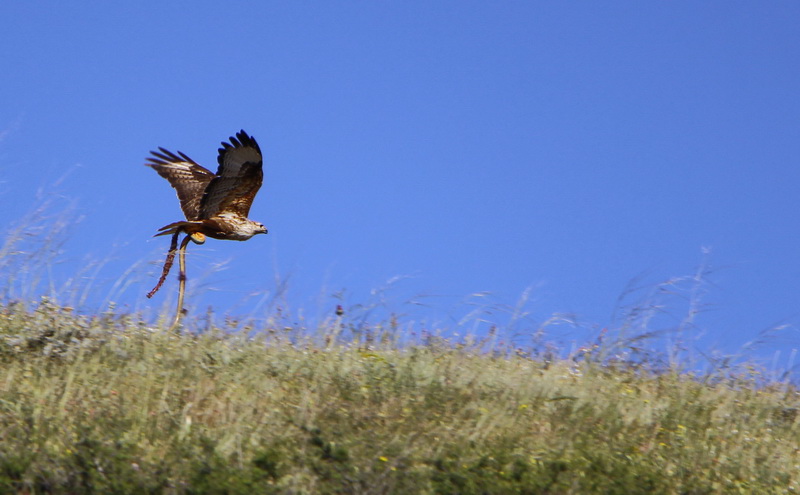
[1,205,797,493]
[0,299,798,494]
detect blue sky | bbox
[1,2,798,365]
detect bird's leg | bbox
[147,231,181,299]
[169,234,193,333]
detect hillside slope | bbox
[1,300,798,494]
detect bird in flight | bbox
[145,130,268,320]
[147,129,267,244]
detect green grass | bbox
[0,299,798,494]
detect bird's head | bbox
[247,221,268,236]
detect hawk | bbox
[147,129,268,243]
[146,130,268,303]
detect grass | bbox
[0,298,798,494]
[0,205,797,493]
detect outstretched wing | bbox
[199,130,263,219]
[146,148,216,221]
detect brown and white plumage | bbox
[145,130,268,304]
[146,148,214,221]
[146,130,268,242]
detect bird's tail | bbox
[155,221,207,244]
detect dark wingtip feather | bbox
[146,147,200,168]
[235,130,260,152]
[217,130,261,166]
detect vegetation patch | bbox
[0,300,798,493]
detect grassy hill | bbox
[0,299,798,494]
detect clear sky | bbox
[1,2,798,366]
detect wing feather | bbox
[146,148,215,220]
[200,130,263,218]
